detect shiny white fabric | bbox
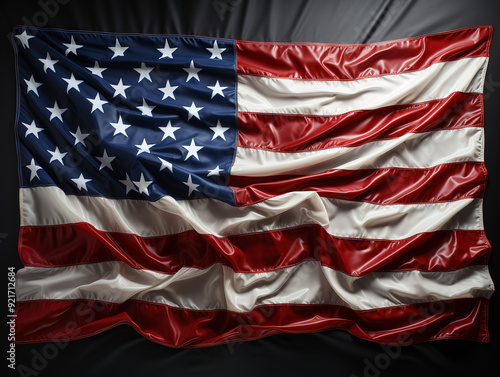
[20,186,483,239]
[238,57,488,115]
[16,261,494,311]
[231,127,483,176]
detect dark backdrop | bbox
[1,1,499,376]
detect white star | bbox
[24,75,42,96]
[109,38,128,59]
[183,102,203,121]
[158,39,177,59]
[134,62,154,82]
[183,174,200,196]
[22,120,44,139]
[46,101,67,122]
[182,139,203,161]
[158,80,178,100]
[135,138,155,155]
[39,53,58,73]
[137,98,155,117]
[15,30,34,49]
[70,126,89,146]
[71,173,92,191]
[96,149,115,171]
[159,121,180,141]
[119,173,137,194]
[86,61,107,78]
[183,60,202,82]
[111,78,130,98]
[133,173,153,196]
[207,166,223,177]
[208,80,228,98]
[63,36,83,56]
[62,73,83,93]
[26,158,42,182]
[47,147,67,165]
[87,93,107,113]
[206,40,226,60]
[110,115,131,137]
[158,157,173,172]
[210,120,229,141]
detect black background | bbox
[1,1,499,376]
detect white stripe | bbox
[21,186,483,240]
[231,127,483,176]
[16,261,494,311]
[238,57,488,115]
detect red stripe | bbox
[230,163,487,206]
[15,298,489,347]
[19,223,490,276]
[237,92,482,151]
[236,26,492,80]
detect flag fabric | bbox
[13,25,494,347]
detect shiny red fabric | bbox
[14,25,494,350]
[236,26,492,80]
[19,223,490,276]
[237,92,482,151]
[15,298,489,348]
[230,163,487,206]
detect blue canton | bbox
[14,27,237,204]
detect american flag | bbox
[13,25,494,347]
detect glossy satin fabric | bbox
[231,127,484,176]
[15,25,494,348]
[236,92,483,152]
[15,298,491,347]
[16,261,493,311]
[237,57,488,115]
[235,26,492,80]
[21,186,483,239]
